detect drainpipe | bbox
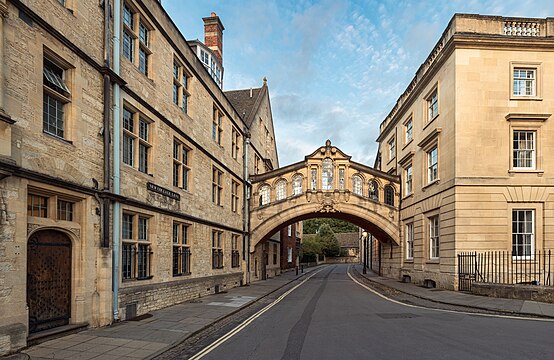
[243,136,251,285]
[112,0,122,321]
[101,0,111,248]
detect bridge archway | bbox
[249,140,400,252]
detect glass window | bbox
[123,30,134,62]
[405,165,412,195]
[428,146,438,183]
[231,180,239,212]
[260,185,270,206]
[292,175,303,196]
[405,118,413,143]
[512,210,534,258]
[352,175,362,196]
[122,212,152,281]
[276,180,286,201]
[43,58,69,138]
[429,216,439,259]
[513,68,536,96]
[368,180,378,201]
[123,4,134,28]
[321,158,334,190]
[513,130,535,169]
[173,222,191,276]
[388,138,395,161]
[212,230,223,269]
[212,167,223,205]
[57,200,74,221]
[311,168,317,191]
[427,89,438,121]
[384,186,394,206]
[27,194,48,218]
[406,223,414,259]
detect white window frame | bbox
[427,146,438,183]
[292,175,303,196]
[429,215,439,260]
[276,180,286,201]
[388,137,395,161]
[406,222,414,260]
[405,165,412,195]
[405,117,413,144]
[512,130,535,170]
[352,175,362,196]
[260,185,270,206]
[427,89,439,122]
[512,209,535,259]
[513,68,536,97]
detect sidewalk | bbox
[353,264,554,318]
[18,266,320,360]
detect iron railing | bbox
[212,249,224,269]
[458,250,553,291]
[173,246,191,276]
[231,250,240,268]
[122,243,153,281]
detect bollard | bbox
[296,266,298,275]
[301,264,304,273]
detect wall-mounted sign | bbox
[147,182,180,201]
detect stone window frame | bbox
[387,136,395,163]
[506,113,549,174]
[424,84,439,126]
[27,188,79,222]
[212,105,224,146]
[231,127,240,160]
[404,164,413,196]
[212,230,224,269]
[172,138,192,191]
[122,1,154,78]
[42,49,73,142]
[427,212,440,261]
[384,185,395,207]
[231,179,240,213]
[418,128,441,189]
[405,221,414,261]
[403,115,413,146]
[231,234,240,268]
[212,166,223,206]
[121,211,153,281]
[507,202,543,260]
[122,105,153,175]
[172,221,191,277]
[510,61,542,100]
[172,57,191,114]
[254,154,261,174]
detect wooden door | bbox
[27,230,72,333]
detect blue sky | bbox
[162,0,554,167]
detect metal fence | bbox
[458,250,553,291]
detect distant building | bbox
[336,232,359,258]
[280,223,302,271]
[188,12,224,88]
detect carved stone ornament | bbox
[27,223,42,235]
[0,2,8,18]
[318,193,337,213]
[68,228,81,238]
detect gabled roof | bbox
[224,82,267,128]
[336,233,360,248]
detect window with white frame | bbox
[427,146,438,183]
[405,117,413,144]
[122,212,152,280]
[427,89,438,121]
[513,68,536,97]
[259,185,270,206]
[311,167,317,191]
[288,247,293,263]
[339,167,345,190]
[287,225,292,237]
[43,57,71,139]
[122,3,152,77]
[405,165,413,195]
[123,107,152,174]
[276,180,286,201]
[173,139,191,190]
[292,175,303,196]
[352,175,362,196]
[429,215,439,259]
[172,222,191,276]
[388,137,395,161]
[513,130,535,169]
[512,209,534,258]
[322,158,334,190]
[406,222,414,260]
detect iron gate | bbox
[458,252,477,291]
[27,230,72,333]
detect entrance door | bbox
[27,230,72,333]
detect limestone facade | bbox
[0,0,279,355]
[375,14,554,289]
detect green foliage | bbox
[300,234,322,262]
[316,224,341,257]
[303,218,358,234]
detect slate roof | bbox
[224,86,264,127]
[336,233,360,248]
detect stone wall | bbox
[118,272,243,320]
[472,283,554,304]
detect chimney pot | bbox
[211,12,216,17]
[250,88,253,98]
[203,12,225,64]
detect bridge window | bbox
[368,181,379,201]
[292,175,303,196]
[384,186,394,206]
[259,185,270,206]
[322,158,334,190]
[310,167,317,190]
[339,167,345,190]
[352,175,362,195]
[276,180,287,201]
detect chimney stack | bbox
[203,12,225,63]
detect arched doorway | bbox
[27,229,72,333]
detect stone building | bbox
[279,223,302,271]
[374,14,554,289]
[0,0,279,355]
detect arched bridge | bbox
[249,140,401,251]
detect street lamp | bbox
[361,230,368,274]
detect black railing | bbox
[122,243,153,281]
[212,249,224,269]
[458,250,553,291]
[173,246,191,276]
[231,250,240,268]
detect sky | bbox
[162,0,554,167]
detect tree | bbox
[300,234,322,262]
[303,218,357,234]
[316,224,341,257]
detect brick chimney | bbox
[203,12,224,63]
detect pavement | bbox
[8,263,554,360]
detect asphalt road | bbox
[186,265,554,360]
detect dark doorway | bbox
[27,230,72,333]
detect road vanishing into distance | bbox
[159,265,554,360]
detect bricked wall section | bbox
[118,272,243,320]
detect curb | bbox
[352,266,554,320]
[146,265,325,359]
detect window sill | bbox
[43,131,73,145]
[402,139,413,150]
[173,272,191,277]
[423,114,439,131]
[426,259,440,264]
[509,169,544,175]
[510,95,542,101]
[402,192,414,200]
[404,258,414,263]
[386,157,395,165]
[422,179,440,191]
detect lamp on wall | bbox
[361,230,368,274]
